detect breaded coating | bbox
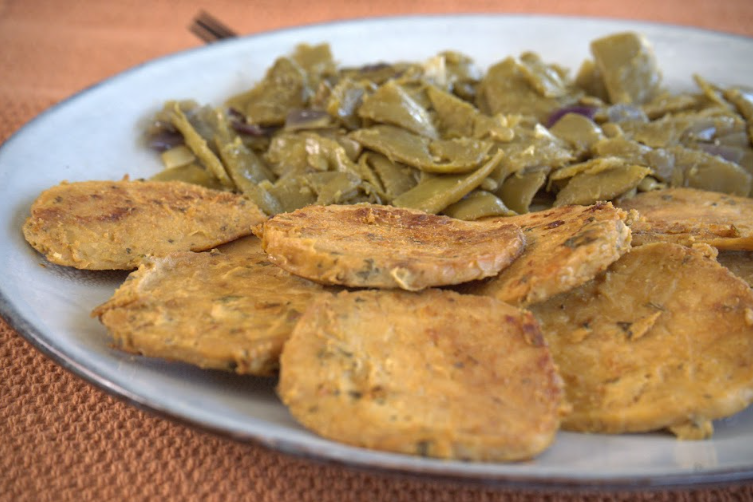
[257,204,525,291]
[461,203,631,306]
[718,251,753,287]
[529,242,753,439]
[92,236,323,375]
[617,187,753,250]
[278,289,566,462]
[23,180,267,270]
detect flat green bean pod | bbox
[443,190,516,220]
[554,164,651,206]
[392,149,504,213]
[351,125,493,174]
[143,33,753,220]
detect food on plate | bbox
[588,32,662,105]
[459,202,631,306]
[145,32,753,218]
[19,29,753,460]
[529,242,753,439]
[548,158,652,207]
[278,288,566,461]
[256,204,525,290]
[616,187,753,249]
[92,236,325,375]
[22,180,266,270]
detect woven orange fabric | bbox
[2,1,753,501]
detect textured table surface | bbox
[2,0,753,500]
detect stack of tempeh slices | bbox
[22,179,753,461]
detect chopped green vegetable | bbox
[144,35,753,220]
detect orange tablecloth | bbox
[3,1,753,500]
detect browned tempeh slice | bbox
[718,250,753,287]
[92,236,323,375]
[530,242,753,439]
[617,187,753,250]
[23,180,267,270]
[461,202,631,306]
[278,289,566,461]
[257,204,525,291]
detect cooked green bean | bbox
[168,102,234,188]
[549,112,604,153]
[359,152,417,201]
[358,80,438,139]
[351,125,493,174]
[144,32,753,219]
[392,150,504,213]
[442,190,516,220]
[554,165,651,206]
[498,169,548,214]
[150,163,225,190]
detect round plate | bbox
[2,15,753,489]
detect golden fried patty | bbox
[530,242,753,439]
[92,236,323,375]
[23,180,267,270]
[257,204,525,291]
[461,202,631,306]
[718,251,753,287]
[278,289,565,462]
[617,187,753,250]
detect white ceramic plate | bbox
[2,15,753,489]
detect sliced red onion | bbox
[227,107,275,136]
[228,107,246,120]
[147,130,184,152]
[546,106,597,128]
[231,121,270,136]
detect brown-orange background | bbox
[2,1,753,501]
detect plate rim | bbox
[2,13,753,490]
[4,284,753,491]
